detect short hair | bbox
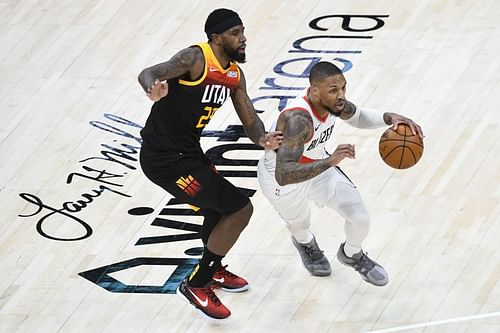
[309,62,343,84]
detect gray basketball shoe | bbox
[337,243,389,286]
[292,236,331,276]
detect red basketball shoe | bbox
[212,265,249,292]
[177,278,230,319]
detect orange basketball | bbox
[379,124,423,169]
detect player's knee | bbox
[349,208,370,229]
[243,201,253,219]
[333,182,370,228]
[284,208,311,229]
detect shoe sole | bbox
[298,257,332,277]
[220,284,249,293]
[176,284,231,320]
[294,257,332,276]
[309,269,331,277]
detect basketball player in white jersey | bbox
[257,61,423,285]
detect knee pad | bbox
[329,182,370,228]
[281,205,311,227]
[343,203,370,229]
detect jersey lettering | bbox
[306,124,334,151]
[201,84,230,104]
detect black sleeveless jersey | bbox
[140,42,241,158]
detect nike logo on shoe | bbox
[213,277,224,283]
[188,289,208,307]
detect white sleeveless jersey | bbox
[265,89,336,170]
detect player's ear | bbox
[310,85,320,98]
[211,33,222,45]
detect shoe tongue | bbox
[306,244,319,254]
[351,251,364,260]
[305,243,323,259]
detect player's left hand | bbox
[387,113,424,139]
[261,131,283,150]
[147,79,169,101]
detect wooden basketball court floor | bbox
[1,0,499,332]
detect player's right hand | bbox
[328,144,355,166]
[261,131,283,150]
[147,79,169,101]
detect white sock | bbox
[343,242,362,257]
[294,231,314,244]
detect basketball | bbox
[379,124,424,169]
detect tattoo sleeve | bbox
[138,47,202,92]
[339,100,357,120]
[275,110,332,186]
[231,69,266,145]
[383,112,393,125]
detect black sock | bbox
[201,245,224,270]
[188,247,224,287]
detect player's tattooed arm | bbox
[138,47,203,93]
[339,100,400,126]
[232,69,264,142]
[232,69,283,150]
[275,110,332,186]
[338,101,423,136]
[338,100,358,120]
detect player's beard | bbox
[328,108,341,117]
[320,99,341,117]
[224,45,246,63]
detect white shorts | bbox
[257,151,356,222]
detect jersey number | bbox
[196,106,218,129]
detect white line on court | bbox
[365,311,500,333]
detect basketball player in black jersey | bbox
[138,9,282,319]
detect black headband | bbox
[205,9,243,39]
